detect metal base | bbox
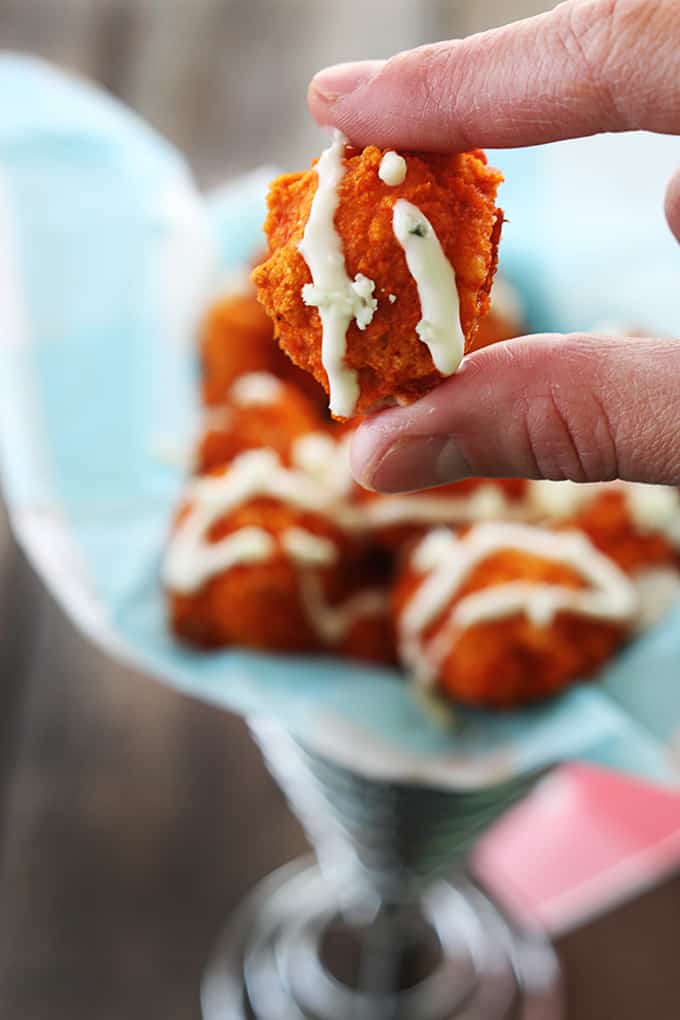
[202,856,562,1020]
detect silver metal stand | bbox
[202,721,562,1019]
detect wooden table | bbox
[1,2,679,1017]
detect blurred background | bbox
[1,2,680,1019]
[0,0,552,182]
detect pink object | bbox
[473,763,680,935]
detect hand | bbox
[308,0,680,493]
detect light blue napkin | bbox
[1,55,679,789]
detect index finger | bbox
[308,0,680,151]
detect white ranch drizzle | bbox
[281,527,338,566]
[528,479,597,519]
[297,130,378,418]
[230,372,284,407]
[290,431,354,499]
[291,431,337,475]
[163,449,344,593]
[378,151,407,186]
[300,574,389,645]
[392,198,465,376]
[529,480,680,548]
[163,525,275,595]
[625,484,680,546]
[400,523,638,684]
[633,567,680,633]
[364,484,523,529]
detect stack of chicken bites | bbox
[163,136,680,709]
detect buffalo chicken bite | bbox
[393,523,637,708]
[253,135,503,419]
[164,449,392,663]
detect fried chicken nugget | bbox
[392,524,636,708]
[253,138,503,419]
[565,490,678,575]
[531,481,680,574]
[164,447,396,662]
[196,373,321,474]
[200,291,281,406]
[167,498,346,651]
[164,441,358,652]
[200,290,326,409]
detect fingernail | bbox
[370,436,471,493]
[311,59,384,103]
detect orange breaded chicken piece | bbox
[561,490,679,575]
[167,497,350,652]
[253,144,503,419]
[196,375,321,474]
[393,533,630,708]
[200,292,281,405]
[200,291,327,409]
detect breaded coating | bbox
[561,489,678,574]
[393,544,628,709]
[196,377,321,474]
[200,291,327,409]
[200,292,282,406]
[167,497,348,652]
[253,145,503,418]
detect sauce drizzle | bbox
[163,449,343,592]
[230,372,284,407]
[298,131,378,417]
[400,523,638,684]
[392,198,465,376]
[378,151,407,186]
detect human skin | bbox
[307,0,680,493]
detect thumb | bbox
[350,335,680,492]
[308,0,680,151]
